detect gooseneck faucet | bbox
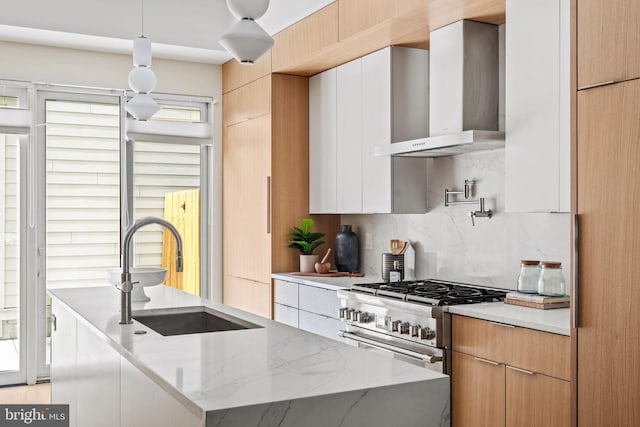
[119,217,184,324]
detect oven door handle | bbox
[339,331,442,364]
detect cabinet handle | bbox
[573,213,579,328]
[51,313,57,332]
[577,81,615,91]
[266,176,271,234]
[489,321,515,329]
[507,366,535,375]
[474,357,500,366]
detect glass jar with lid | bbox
[517,260,540,294]
[537,261,566,296]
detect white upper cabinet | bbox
[505,0,570,212]
[336,58,364,213]
[309,68,337,213]
[309,46,429,214]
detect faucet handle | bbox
[469,211,476,227]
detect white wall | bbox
[343,149,571,291]
[0,40,224,302]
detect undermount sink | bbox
[132,306,262,336]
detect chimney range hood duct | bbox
[376,20,504,158]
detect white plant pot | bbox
[299,254,320,273]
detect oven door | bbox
[339,329,444,372]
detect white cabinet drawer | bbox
[299,310,344,343]
[298,285,340,319]
[273,279,299,308]
[274,303,299,328]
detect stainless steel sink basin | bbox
[132,306,261,336]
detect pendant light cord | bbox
[140,0,144,36]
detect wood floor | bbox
[0,383,51,404]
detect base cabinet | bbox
[273,279,344,342]
[51,299,203,427]
[451,315,570,427]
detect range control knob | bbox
[360,312,373,323]
[353,311,363,322]
[420,327,436,340]
[346,309,356,321]
[399,322,410,335]
[339,308,348,320]
[410,324,421,337]
[391,320,401,332]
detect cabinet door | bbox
[223,275,271,319]
[506,367,570,427]
[222,76,271,127]
[298,284,340,319]
[223,115,271,284]
[577,80,640,426]
[51,300,78,427]
[336,58,363,213]
[361,47,392,213]
[578,0,640,88]
[298,310,344,342]
[505,0,570,212]
[452,351,505,427]
[309,68,337,213]
[274,303,299,328]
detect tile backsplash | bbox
[342,149,571,292]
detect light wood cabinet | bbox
[505,0,570,213]
[222,65,340,319]
[451,315,570,427]
[223,275,272,319]
[452,351,505,427]
[223,114,271,285]
[577,0,640,89]
[309,46,428,214]
[506,365,570,427]
[576,79,640,426]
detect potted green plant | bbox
[288,218,325,273]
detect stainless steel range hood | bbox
[377,20,504,158]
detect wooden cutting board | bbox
[291,272,365,277]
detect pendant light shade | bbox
[128,66,157,93]
[220,18,274,64]
[133,36,152,66]
[221,0,274,65]
[226,0,269,20]
[127,0,159,121]
[125,93,160,121]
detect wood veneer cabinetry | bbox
[451,315,570,427]
[222,66,340,319]
[577,0,640,88]
[575,79,640,426]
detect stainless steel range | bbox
[337,280,506,373]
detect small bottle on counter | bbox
[389,260,402,283]
[538,261,566,296]
[517,260,540,294]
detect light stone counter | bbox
[49,285,450,427]
[447,302,570,336]
[271,272,375,291]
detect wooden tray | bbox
[291,272,365,277]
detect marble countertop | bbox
[48,285,447,414]
[271,272,375,291]
[447,302,571,336]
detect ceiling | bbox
[0,0,335,64]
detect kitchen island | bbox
[49,285,450,427]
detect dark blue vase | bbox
[335,225,359,273]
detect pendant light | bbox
[126,0,160,121]
[220,0,274,65]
